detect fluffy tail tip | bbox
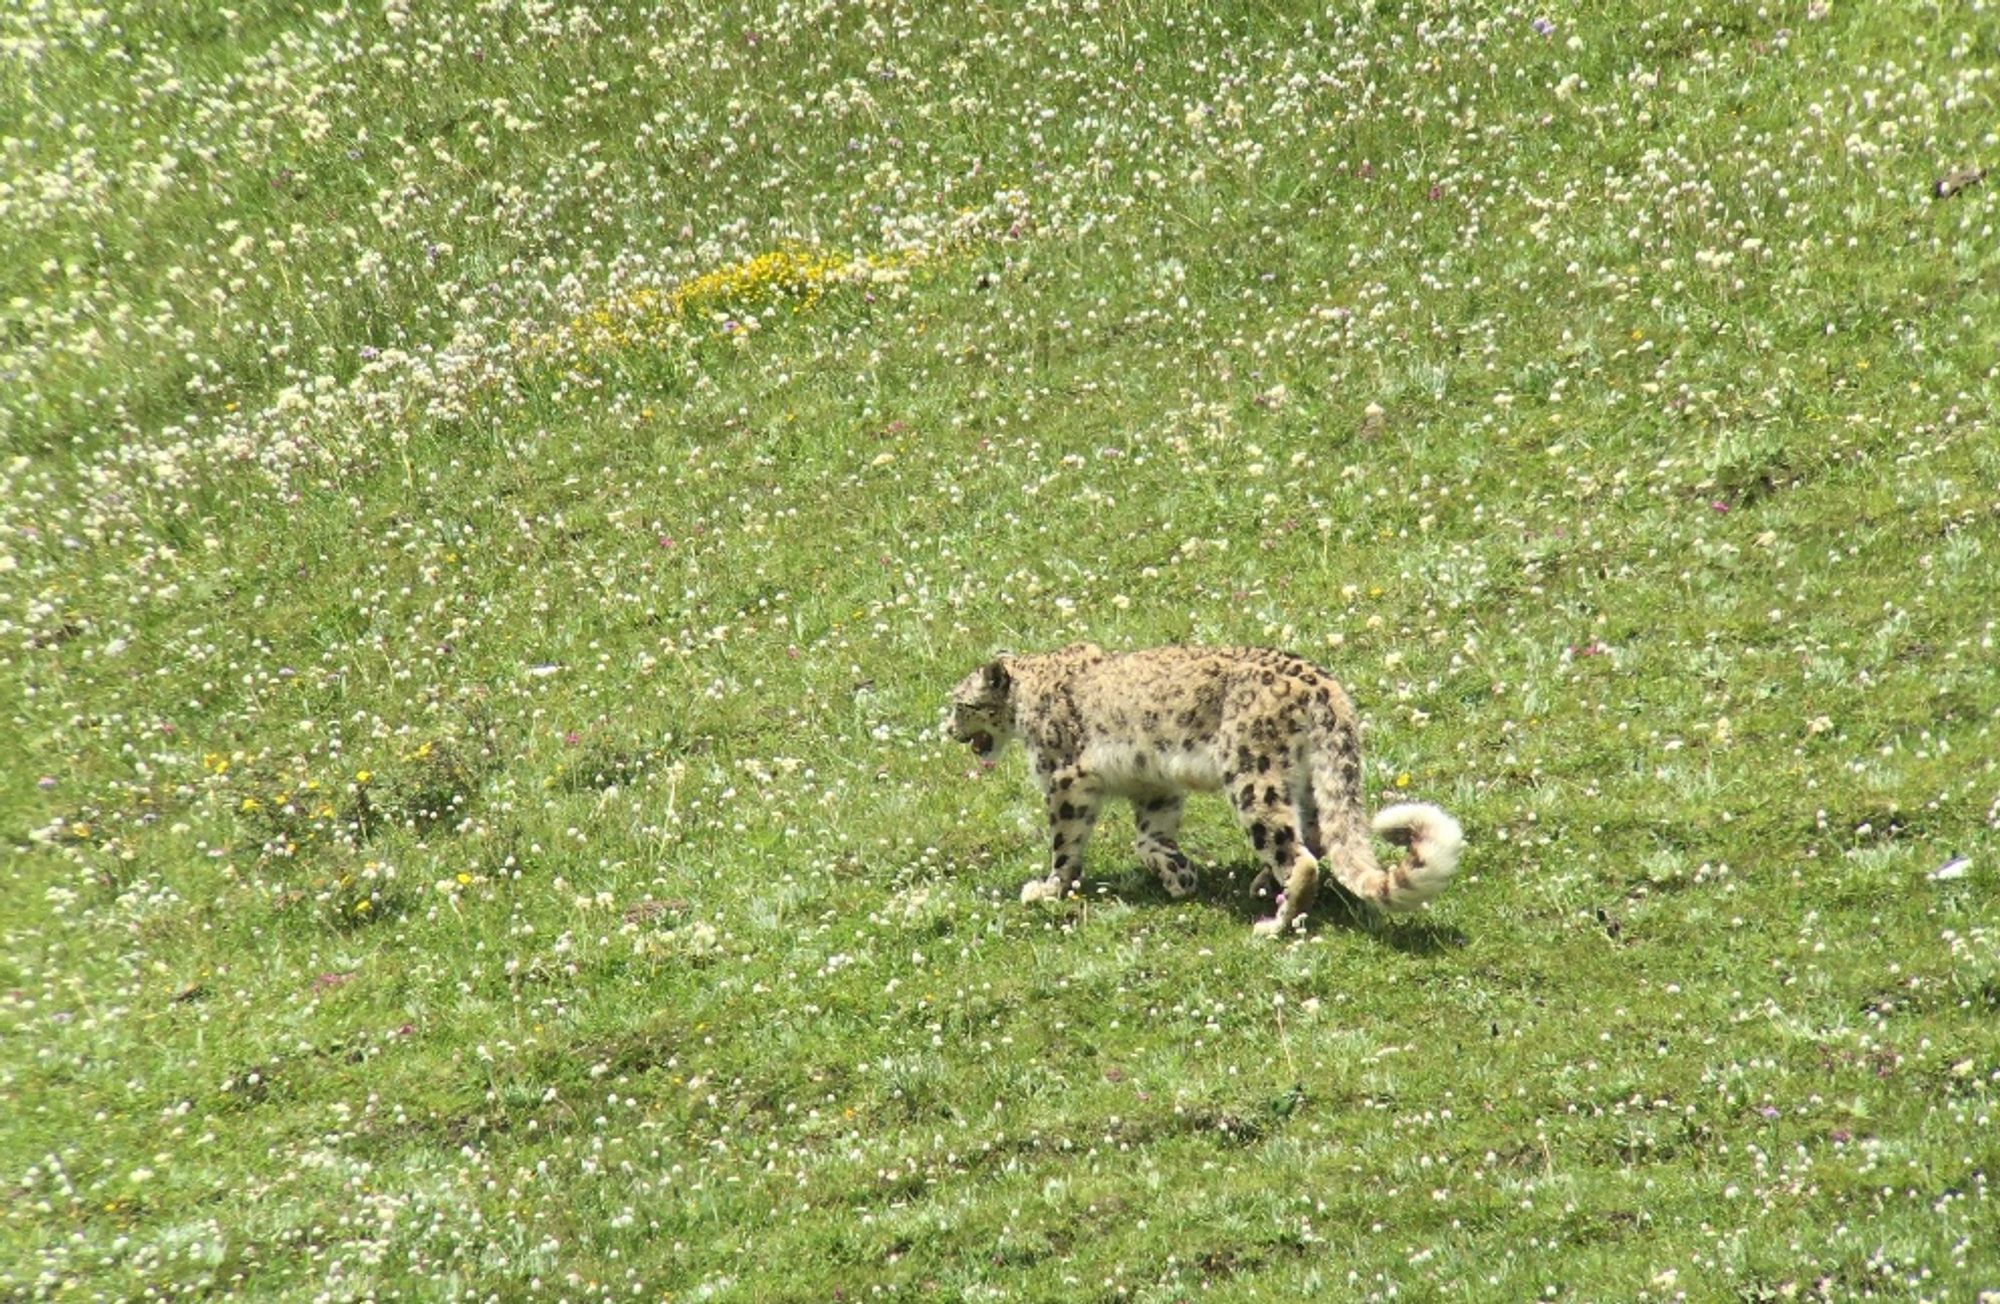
[1370,802,1464,909]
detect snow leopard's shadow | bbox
[1175,861,1469,955]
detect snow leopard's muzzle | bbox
[950,716,997,761]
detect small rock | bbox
[1934,168,1985,199]
[1360,402,1386,440]
[1929,856,1970,882]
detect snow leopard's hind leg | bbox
[1223,760,1319,937]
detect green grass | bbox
[4,0,1999,1298]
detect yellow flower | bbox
[547,243,936,360]
[1395,772,1411,789]
[354,770,372,784]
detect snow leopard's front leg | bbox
[1021,769,1103,903]
[1134,794,1199,898]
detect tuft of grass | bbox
[4,0,1998,1299]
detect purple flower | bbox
[37,776,56,790]
[1532,16,1556,36]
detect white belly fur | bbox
[1080,740,1226,797]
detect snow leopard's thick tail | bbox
[1307,707,1463,912]
[1359,802,1464,911]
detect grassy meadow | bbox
[4,0,1999,1297]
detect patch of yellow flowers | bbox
[538,244,935,358]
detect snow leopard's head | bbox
[947,657,1015,763]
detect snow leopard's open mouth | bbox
[966,730,995,757]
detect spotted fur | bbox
[948,643,1464,936]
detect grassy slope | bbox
[3,0,1998,1298]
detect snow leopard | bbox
[948,643,1463,937]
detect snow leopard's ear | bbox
[982,657,1013,697]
